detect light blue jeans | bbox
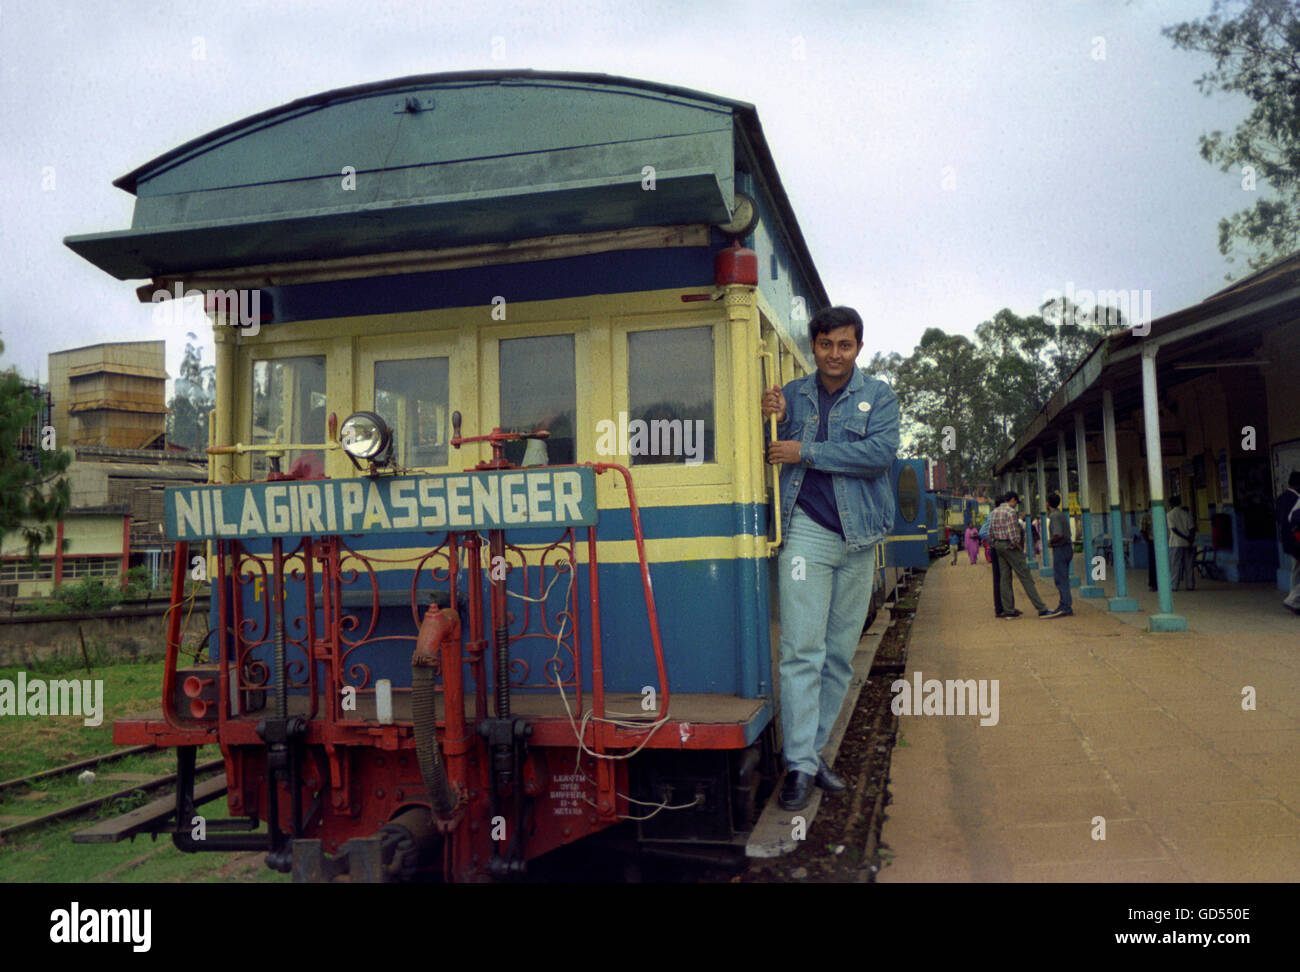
[777,508,876,776]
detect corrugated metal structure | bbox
[48,341,169,449]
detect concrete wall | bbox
[0,599,208,668]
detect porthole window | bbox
[897,464,920,524]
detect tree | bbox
[875,304,1124,490]
[167,333,215,450]
[974,309,1056,442]
[887,329,994,493]
[1164,0,1300,273]
[0,334,71,562]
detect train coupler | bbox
[477,717,532,878]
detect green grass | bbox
[0,748,213,818]
[0,656,169,780]
[0,654,288,883]
[0,796,289,883]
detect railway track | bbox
[0,752,224,843]
[729,569,919,883]
[0,745,156,798]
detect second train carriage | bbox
[66,70,911,879]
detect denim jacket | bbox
[775,369,900,552]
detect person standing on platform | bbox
[964,523,980,564]
[1043,492,1072,617]
[990,492,1050,618]
[950,525,961,565]
[761,305,900,812]
[1139,507,1156,591]
[1275,470,1300,614]
[980,496,1004,616]
[1167,501,1197,591]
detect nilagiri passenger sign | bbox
[164,468,597,541]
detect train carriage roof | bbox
[64,70,828,308]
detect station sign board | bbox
[164,468,597,541]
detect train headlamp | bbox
[340,411,393,467]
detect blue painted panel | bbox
[212,500,773,704]
[268,246,715,323]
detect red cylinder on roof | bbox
[715,242,758,286]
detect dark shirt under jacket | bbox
[795,376,847,538]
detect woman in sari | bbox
[964,524,980,564]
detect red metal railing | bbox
[160,462,671,755]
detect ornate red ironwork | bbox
[148,460,675,877]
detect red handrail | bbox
[589,462,670,724]
[161,541,189,730]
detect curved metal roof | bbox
[112,70,760,193]
[65,70,829,310]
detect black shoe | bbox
[995,611,1007,618]
[778,771,815,811]
[816,757,846,793]
[1002,609,1022,619]
[1041,608,1062,618]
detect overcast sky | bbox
[0,0,1260,394]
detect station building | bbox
[993,253,1300,631]
[0,343,206,600]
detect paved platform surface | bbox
[879,557,1300,882]
[1074,571,1297,637]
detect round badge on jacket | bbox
[858,401,871,412]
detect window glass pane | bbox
[251,356,326,477]
[499,336,575,466]
[3,560,57,580]
[375,358,449,469]
[627,326,715,465]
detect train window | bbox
[251,356,326,477]
[374,357,449,469]
[499,335,575,466]
[897,464,920,524]
[627,326,715,465]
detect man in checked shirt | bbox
[989,491,1050,619]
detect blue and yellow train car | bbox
[67,71,860,879]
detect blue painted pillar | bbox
[1038,448,1053,577]
[1057,429,1079,588]
[1140,346,1187,632]
[1102,387,1138,612]
[1022,468,1037,569]
[1076,411,1103,597]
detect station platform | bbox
[879,557,1300,882]
[1069,572,1298,637]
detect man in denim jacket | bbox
[761,306,900,810]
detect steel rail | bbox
[0,745,156,797]
[0,758,224,842]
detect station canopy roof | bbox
[995,250,1300,475]
[64,70,823,304]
